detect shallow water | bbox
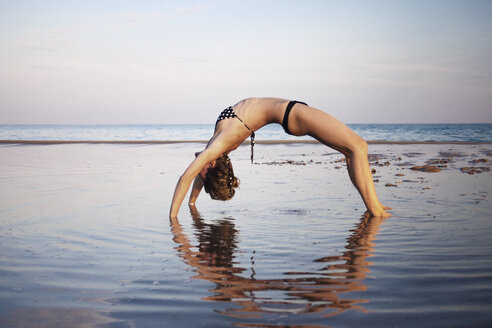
[1,123,491,142]
[0,143,491,327]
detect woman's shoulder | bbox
[209,124,247,152]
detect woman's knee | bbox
[348,136,368,156]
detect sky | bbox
[0,0,491,124]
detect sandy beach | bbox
[0,142,491,327]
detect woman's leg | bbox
[341,138,391,217]
[292,105,391,217]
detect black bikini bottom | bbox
[282,100,308,135]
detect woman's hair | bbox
[203,154,240,201]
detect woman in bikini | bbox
[170,98,391,218]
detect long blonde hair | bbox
[203,154,240,201]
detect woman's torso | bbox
[207,98,300,152]
[230,97,290,131]
[209,98,290,152]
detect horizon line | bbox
[1,140,490,145]
[1,122,491,126]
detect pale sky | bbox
[1,0,491,124]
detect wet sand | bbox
[0,142,491,327]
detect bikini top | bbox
[216,106,255,164]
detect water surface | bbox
[1,123,491,142]
[0,143,491,327]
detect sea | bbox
[0,123,491,142]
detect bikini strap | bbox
[235,115,255,164]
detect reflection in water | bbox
[0,308,123,328]
[170,206,385,323]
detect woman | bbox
[170,97,391,218]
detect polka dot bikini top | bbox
[216,106,236,123]
[216,106,255,164]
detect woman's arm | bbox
[189,176,204,205]
[169,143,225,218]
[188,151,204,205]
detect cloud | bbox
[18,26,79,53]
[88,12,166,29]
[171,56,217,65]
[360,62,464,74]
[17,3,217,53]
[89,3,216,28]
[172,4,214,17]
